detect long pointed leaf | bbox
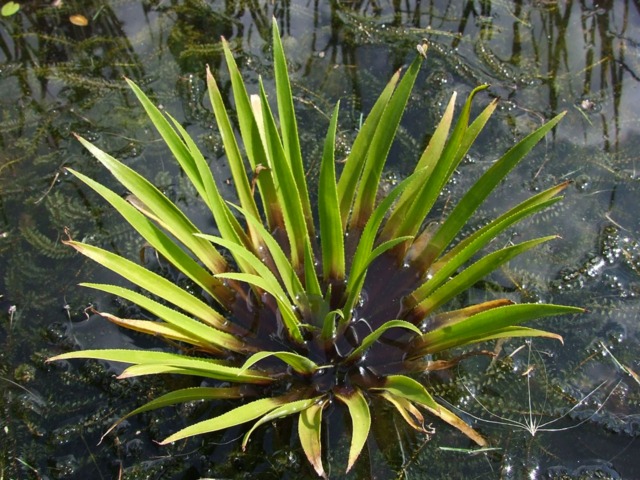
[371,375,439,410]
[67,168,226,303]
[272,21,314,236]
[416,182,569,278]
[345,320,421,364]
[228,203,305,302]
[160,396,288,444]
[75,135,227,275]
[349,55,423,230]
[257,79,311,270]
[242,397,320,450]
[334,388,371,473]
[410,236,557,318]
[319,103,345,282]
[299,400,326,478]
[239,351,320,376]
[64,240,229,331]
[101,386,245,441]
[343,169,426,318]
[47,349,272,383]
[218,44,282,231]
[80,283,249,352]
[388,86,490,243]
[378,391,427,432]
[418,303,583,354]
[337,70,401,228]
[381,92,457,240]
[415,111,566,269]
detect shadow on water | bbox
[1,0,639,478]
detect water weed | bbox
[48,21,581,477]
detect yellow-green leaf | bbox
[334,388,370,473]
[299,400,327,478]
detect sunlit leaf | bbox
[334,388,371,472]
[299,400,327,478]
[379,391,427,432]
[1,1,19,16]
[422,401,487,446]
[318,103,345,283]
[345,320,421,363]
[242,397,321,450]
[410,236,558,318]
[47,349,272,384]
[160,396,288,444]
[417,304,583,354]
[272,22,314,236]
[372,375,439,411]
[239,351,320,375]
[349,55,423,230]
[64,240,229,331]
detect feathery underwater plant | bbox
[48,23,582,477]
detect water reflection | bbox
[1,0,639,478]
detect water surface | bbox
[1,1,639,478]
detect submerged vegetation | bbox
[46,21,584,477]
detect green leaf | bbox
[272,21,314,236]
[227,203,305,302]
[1,1,19,16]
[257,79,312,270]
[414,111,566,269]
[166,114,256,252]
[304,240,322,298]
[371,375,439,411]
[213,49,281,231]
[349,55,423,230]
[449,325,564,348]
[337,70,400,228]
[345,320,421,364]
[80,283,249,353]
[96,314,224,353]
[64,240,229,331]
[47,349,272,384]
[334,388,371,473]
[242,397,320,450]
[381,92,457,240]
[415,182,569,279]
[101,386,245,441]
[238,351,320,376]
[426,299,514,332]
[160,396,288,444]
[66,168,226,303]
[418,303,583,354]
[378,391,427,432]
[122,82,255,258]
[343,169,425,318]
[386,86,490,243]
[74,135,227,276]
[319,103,345,282]
[298,400,327,478]
[198,233,304,344]
[321,309,343,342]
[202,69,262,240]
[410,236,558,318]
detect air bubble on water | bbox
[574,174,591,192]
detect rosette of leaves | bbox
[48,23,581,477]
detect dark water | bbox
[1,1,639,478]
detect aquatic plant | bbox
[48,22,581,477]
